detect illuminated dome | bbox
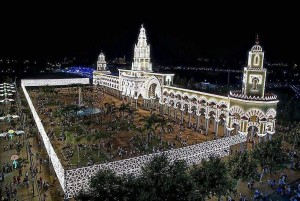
[251,45,263,52]
[99,52,105,58]
[98,52,105,63]
[251,34,263,52]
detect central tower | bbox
[132,24,152,72]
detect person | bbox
[42,193,47,201]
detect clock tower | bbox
[242,35,266,97]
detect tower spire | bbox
[255,34,260,45]
[132,24,152,72]
[138,24,146,41]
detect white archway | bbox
[143,76,162,99]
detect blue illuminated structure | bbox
[56,67,95,78]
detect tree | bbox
[155,116,172,144]
[119,103,130,117]
[122,174,141,201]
[187,77,195,89]
[192,156,235,200]
[287,123,300,150]
[228,151,258,187]
[140,114,158,143]
[252,138,289,182]
[139,154,194,201]
[79,169,131,201]
[74,136,82,162]
[64,131,74,147]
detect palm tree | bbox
[104,102,109,114]
[75,136,82,163]
[155,116,173,144]
[127,107,137,118]
[119,103,130,117]
[93,132,103,158]
[64,131,74,147]
[140,114,158,144]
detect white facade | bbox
[93,26,278,142]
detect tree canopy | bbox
[228,151,258,183]
[253,138,289,175]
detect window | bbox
[253,54,260,66]
[252,77,259,90]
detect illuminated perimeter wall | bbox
[21,78,247,198]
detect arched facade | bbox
[93,26,278,141]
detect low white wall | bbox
[21,78,90,192]
[21,78,89,86]
[21,84,66,191]
[65,133,246,198]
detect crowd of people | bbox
[0,89,53,201]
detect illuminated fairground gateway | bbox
[93,25,278,142]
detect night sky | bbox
[0,4,298,65]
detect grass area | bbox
[28,86,226,169]
[67,146,109,167]
[47,101,58,106]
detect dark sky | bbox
[0,4,298,65]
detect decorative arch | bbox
[245,108,266,120]
[176,102,181,109]
[231,119,240,127]
[254,54,260,66]
[190,94,198,101]
[182,92,189,98]
[182,93,190,102]
[198,96,208,103]
[169,100,175,106]
[266,108,276,118]
[163,91,169,97]
[219,113,226,120]
[169,92,175,98]
[208,99,218,105]
[218,101,228,108]
[229,106,244,116]
[247,122,260,130]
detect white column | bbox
[180,109,184,124]
[188,112,192,127]
[174,108,177,121]
[196,114,200,130]
[223,121,227,136]
[135,98,138,109]
[215,120,219,137]
[205,116,209,134]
